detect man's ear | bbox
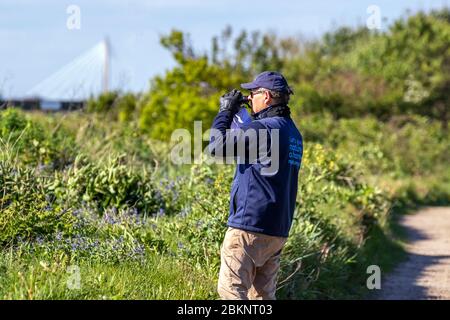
[264,91,272,104]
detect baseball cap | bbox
[241,71,294,94]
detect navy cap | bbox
[241,71,294,94]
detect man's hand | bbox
[219,89,243,113]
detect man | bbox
[208,71,303,300]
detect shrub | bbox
[0,152,76,245]
[49,154,168,215]
[0,108,77,169]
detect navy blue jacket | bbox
[208,104,303,237]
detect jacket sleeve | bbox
[208,110,270,163]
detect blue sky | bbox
[0,0,448,99]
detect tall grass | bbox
[0,108,448,299]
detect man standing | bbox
[208,71,303,300]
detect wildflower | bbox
[133,245,145,256]
[195,220,204,229]
[36,236,44,245]
[72,209,82,217]
[154,190,163,201]
[179,208,189,218]
[55,232,63,241]
[165,181,176,191]
[103,212,116,225]
[156,208,165,218]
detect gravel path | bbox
[376,207,450,299]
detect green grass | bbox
[0,250,217,300]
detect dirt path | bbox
[376,207,450,299]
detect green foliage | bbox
[50,154,165,215]
[117,93,137,122]
[0,108,76,168]
[84,10,450,134]
[1,107,448,299]
[288,9,449,121]
[296,113,450,178]
[0,151,76,245]
[77,10,450,132]
[86,91,119,113]
[138,27,303,141]
[166,162,232,269]
[278,144,391,298]
[138,32,245,141]
[327,9,450,123]
[87,92,138,124]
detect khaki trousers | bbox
[217,227,287,300]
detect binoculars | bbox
[240,96,252,109]
[240,96,249,103]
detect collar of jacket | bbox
[251,103,291,120]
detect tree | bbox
[379,9,450,128]
[139,29,246,141]
[138,27,303,141]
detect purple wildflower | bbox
[36,236,44,245]
[156,208,165,217]
[56,232,63,241]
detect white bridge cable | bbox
[35,53,99,101]
[46,53,102,101]
[27,45,99,98]
[26,41,109,101]
[73,58,104,100]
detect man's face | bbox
[248,88,271,114]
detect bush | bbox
[49,154,171,216]
[0,152,76,245]
[0,108,77,169]
[117,93,138,122]
[86,92,119,114]
[278,144,391,299]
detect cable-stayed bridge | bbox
[2,39,111,111]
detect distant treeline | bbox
[83,8,449,140]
